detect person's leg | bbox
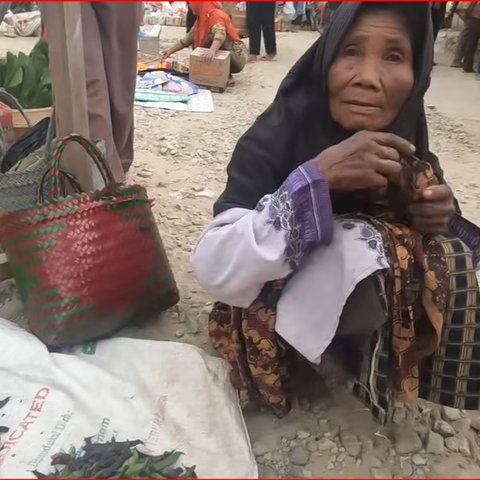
[229,43,248,77]
[463,18,480,72]
[186,6,196,32]
[81,2,125,182]
[431,3,447,42]
[92,2,142,175]
[260,2,277,59]
[246,2,261,59]
[452,24,469,67]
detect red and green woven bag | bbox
[0,134,179,347]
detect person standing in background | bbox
[81,3,143,182]
[41,2,143,182]
[462,2,480,72]
[246,1,277,62]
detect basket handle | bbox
[42,134,115,201]
[0,88,32,128]
[37,168,84,203]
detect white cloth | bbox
[191,207,293,308]
[277,219,388,364]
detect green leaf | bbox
[4,52,23,91]
[153,451,183,472]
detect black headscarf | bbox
[215,2,443,216]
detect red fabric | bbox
[191,1,241,48]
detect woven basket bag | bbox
[0,134,179,346]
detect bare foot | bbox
[248,55,258,63]
[260,54,277,62]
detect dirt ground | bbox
[2,26,480,478]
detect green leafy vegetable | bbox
[0,39,52,109]
[33,438,198,479]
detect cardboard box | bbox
[189,48,231,89]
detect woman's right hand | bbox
[312,131,415,192]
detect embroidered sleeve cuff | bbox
[284,161,334,246]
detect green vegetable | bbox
[0,39,52,109]
[34,438,198,478]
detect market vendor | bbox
[191,2,480,422]
[160,1,247,86]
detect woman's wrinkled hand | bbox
[312,130,415,192]
[408,184,456,235]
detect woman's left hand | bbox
[408,184,456,235]
[202,49,216,62]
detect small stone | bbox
[175,329,184,338]
[411,454,427,466]
[426,430,445,455]
[159,147,168,155]
[336,453,346,463]
[307,440,318,453]
[330,447,339,454]
[392,406,407,424]
[458,435,472,457]
[317,438,336,452]
[393,426,423,454]
[445,436,460,452]
[297,430,311,440]
[327,461,335,470]
[442,406,463,422]
[430,407,442,422]
[452,418,472,434]
[356,458,362,468]
[371,468,393,479]
[432,420,456,437]
[264,452,272,461]
[470,416,480,433]
[289,446,310,466]
[340,432,362,457]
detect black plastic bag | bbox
[1,116,52,173]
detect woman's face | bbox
[328,10,414,132]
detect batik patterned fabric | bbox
[209,157,480,422]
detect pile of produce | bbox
[0,39,52,109]
[34,438,198,478]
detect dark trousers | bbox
[452,26,468,65]
[186,6,196,32]
[431,3,447,42]
[463,17,480,72]
[246,2,277,56]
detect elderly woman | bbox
[161,1,247,84]
[192,2,480,422]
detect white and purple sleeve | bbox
[191,162,334,308]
